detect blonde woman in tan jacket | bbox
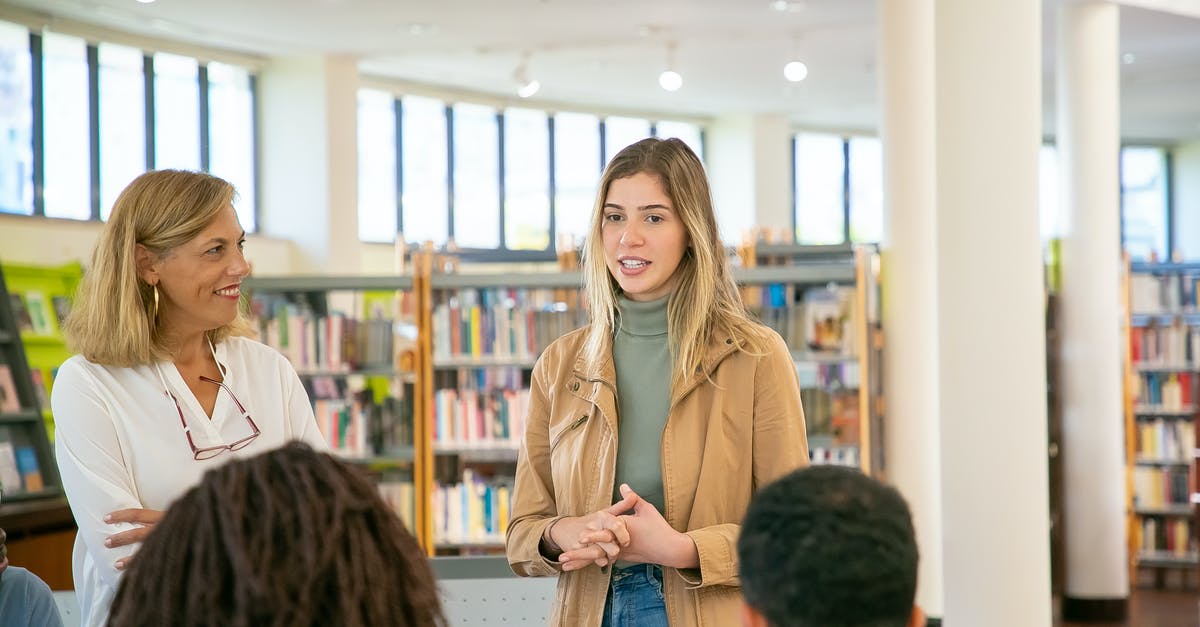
[506,137,809,627]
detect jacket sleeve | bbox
[50,361,143,590]
[680,331,809,588]
[505,353,565,577]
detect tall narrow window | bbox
[153,52,200,171]
[554,112,600,247]
[1121,146,1168,262]
[604,116,651,164]
[452,102,499,249]
[1038,144,1061,242]
[207,62,256,232]
[848,136,881,243]
[504,107,550,250]
[98,43,145,220]
[357,89,397,243]
[794,133,845,244]
[401,96,448,246]
[0,21,33,215]
[42,32,91,220]
[654,120,703,160]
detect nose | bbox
[230,247,251,278]
[619,221,643,247]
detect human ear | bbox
[908,605,927,627]
[135,244,160,286]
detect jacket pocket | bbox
[550,410,590,453]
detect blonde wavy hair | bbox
[64,170,255,367]
[581,138,768,389]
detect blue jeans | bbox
[601,563,669,627]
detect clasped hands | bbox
[547,484,699,572]
[103,508,164,570]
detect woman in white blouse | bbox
[51,170,326,627]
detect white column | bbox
[878,0,944,618]
[935,0,1052,625]
[259,55,360,273]
[706,114,792,245]
[751,114,793,234]
[1057,1,1128,617]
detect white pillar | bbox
[706,114,792,245]
[1057,2,1128,619]
[259,55,360,273]
[751,114,793,233]
[878,0,944,618]
[935,0,1052,624]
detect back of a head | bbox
[107,442,446,627]
[738,466,918,627]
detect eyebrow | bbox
[602,203,673,212]
[200,231,247,247]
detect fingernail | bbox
[115,560,125,570]
[104,514,113,522]
[104,538,113,547]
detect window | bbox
[0,22,32,215]
[153,52,199,170]
[654,120,703,160]
[554,112,600,247]
[1038,144,1061,241]
[207,62,256,231]
[847,136,881,243]
[504,107,550,250]
[451,102,499,249]
[401,95,448,246]
[357,89,396,243]
[604,116,651,164]
[42,32,90,220]
[1121,146,1168,262]
[794,133,845,244]
[98,43,145,220]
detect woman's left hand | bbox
[103,508,164,570]
[564,484,699,570]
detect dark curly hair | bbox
[108,442,446,627]
[738,465,919,627]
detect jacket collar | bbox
[571,326,742,399]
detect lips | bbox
[214,284,241,298]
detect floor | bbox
[1055,588,1200,627]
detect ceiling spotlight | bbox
[659,70,683,91]
[770,0,806,12]
[136,0,156,4]
[513,52,540,98]
[784,60,808,82]
[1122,52,1136,64]
[659,42,682,92]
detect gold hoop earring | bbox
[152,284,160,321]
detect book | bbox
[0,365,18,413]
[51,295,71,327]
[14,445,42,492]
[0,442,19,495]
[8,294,32,333]
[29,369,48,409]
[23,291,53,335]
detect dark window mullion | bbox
[198,64,210,171]
[31,33,45,217]
[144,54,155,169]
[394,97,404,238]
[650,122,658,138]
[598,118,607,171]
[790,135,798,243]
[446,104,455,242]
[497,110,506,250]
[250,72,261,232]
[842,138,851,244]
[547,115,556,254]
[1165,149,1174,262]
[87,44,100,220]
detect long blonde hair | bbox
[581,138,767,389]
[64,170,254,367]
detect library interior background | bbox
[1,0,1200,625]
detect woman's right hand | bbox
[548,489,639,571]
[104,508,164,570]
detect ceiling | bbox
[6,0,1200,142]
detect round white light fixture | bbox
[1122,52,1136,64]
[136,0,156,4]
[659,70,683,92]
[517,79,541,98]
[784,60,808,82]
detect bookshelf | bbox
[244,272,426,548]
[248,244,884,556]
[1123,260,1200,585]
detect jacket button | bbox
[571,381,580,391]
[725,338,733,345]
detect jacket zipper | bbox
[549,412,590,452]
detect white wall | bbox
[1174,141,1200,260]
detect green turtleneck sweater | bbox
[612,295,671,515]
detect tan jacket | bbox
[506,325,808,627]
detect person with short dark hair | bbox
[0,528,64,627]
[107,441,446,627]
[737,465,925,627]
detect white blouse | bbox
[51,336,326,627]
